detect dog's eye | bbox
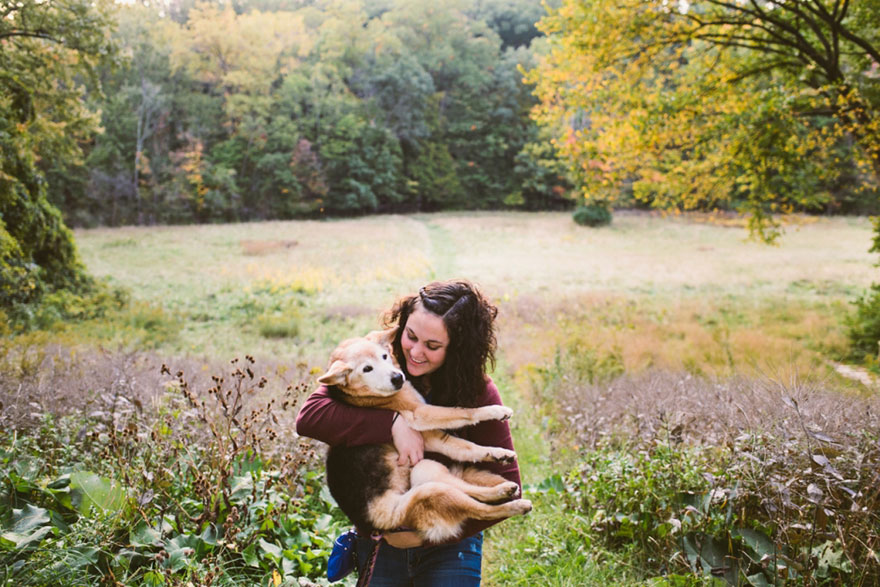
[382,354,388,360]
[363,365,373,373]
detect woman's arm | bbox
[295,386,396,446]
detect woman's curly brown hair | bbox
[384,280,498,408]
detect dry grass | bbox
[239,239,298,255]
[0,337,310,438]
[554,369,880,449]
[498,291,853,383]
[418,211,875,300]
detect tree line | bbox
[44,0,569,227]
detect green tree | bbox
[0,0,115,312]
[82,2,173,226]
[381,0,541,209]
[49,0,556,224]
[467,0,546,49]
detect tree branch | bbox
[776,1,836,66]
[689,33,808,60]
[0,30,64,44]
[726,59,807,84]
[691,0,843,83]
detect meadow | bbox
[3,211,879,585]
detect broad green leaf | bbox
[531,473,565,493]
[314,513,334,532]
[130,522,162,547]
[733,527,776,561]
[744,571,771,587]
[165,534,197,572]
[281,556,296,577]
[200,523,218,546]
[242,542,260,568]
[229,475,253,503]
[11,504,50,533]
[143,570,165,586]
[69,471,127,515]
[1,504,52,549]
[814,540,852,577]
[259,538,283,563]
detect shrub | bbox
[847,284,880,363]
[257,308,302,339]
[846,215,880,364]
[573,203,612,227]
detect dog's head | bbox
[317,328,404,398]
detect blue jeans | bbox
[355,533,483,586]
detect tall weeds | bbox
[543,366,880,584]
[0,346,340,585]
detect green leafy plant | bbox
[0,356,344,585]
[846,283,880,364]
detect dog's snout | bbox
[391,372,404,389]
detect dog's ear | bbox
[317,360,352,387]
[365,328,397,348]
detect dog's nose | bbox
[391,372,404,389]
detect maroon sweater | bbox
[295,377,522,542]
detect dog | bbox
[316,329,532,543]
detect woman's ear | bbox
[366,327,397,348]
[317,360,352,387]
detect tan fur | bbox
[318,330,532,541]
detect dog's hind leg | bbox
[412,460,520,504]
[395,481,532,543]
[367,479,532,543]
[453,465,521,500]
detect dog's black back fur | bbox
[326,444,394,532]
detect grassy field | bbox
[75,211,876,362]
[4,211,878,586]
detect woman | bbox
[296,280,522,586]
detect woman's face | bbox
[401,306,449,377]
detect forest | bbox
[17,0,564,228]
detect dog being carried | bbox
[315,329,533,544]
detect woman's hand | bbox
[391,415,424,466]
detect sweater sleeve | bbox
[435,377,523,543]
[295,385,396,447]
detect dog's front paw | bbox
[486,447,517,464]
[479,405,513,422]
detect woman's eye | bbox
[363,365,373,373]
